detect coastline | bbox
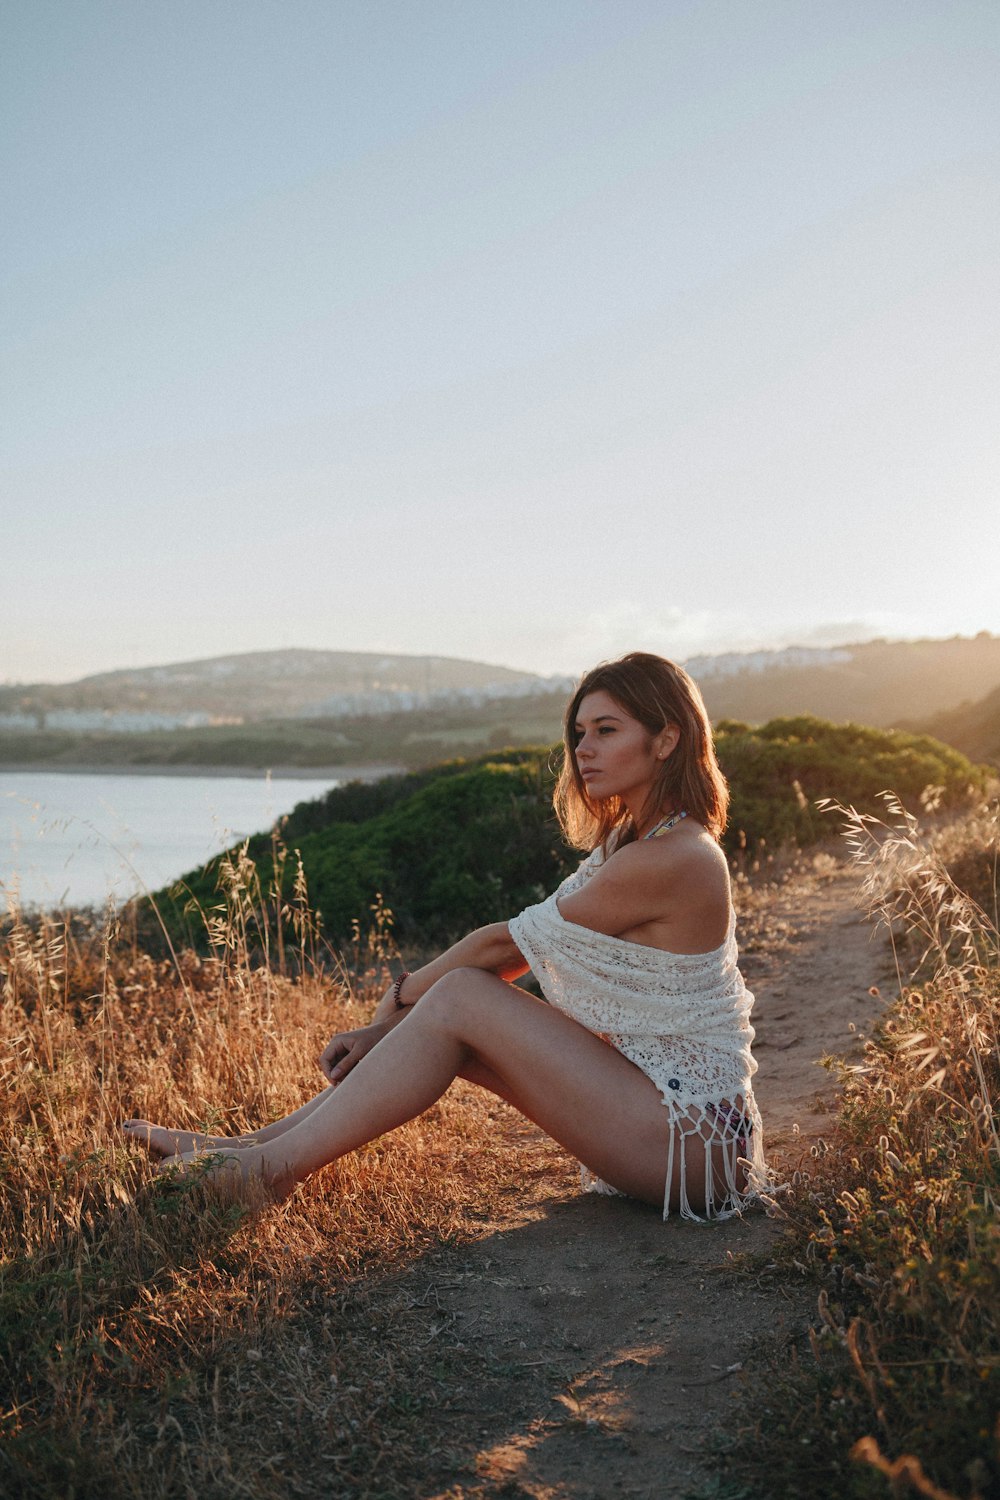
[0,762,405,782]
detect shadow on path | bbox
[394,1188,808,1499]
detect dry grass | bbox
[720,798,1000,1500]
[0,850,563,1499]
[10,803,998,1499]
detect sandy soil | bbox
[400,863,895,1499]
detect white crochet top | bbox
[508,845,767,1221]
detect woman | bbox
[126,652,766,1221]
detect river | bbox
[0,768,382,912]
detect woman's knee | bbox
[413,967,493,1029]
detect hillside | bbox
[5,634,1000,772]
[0,648,563,728]
[0,692,570,772]
[156,718,984,949]
[696,632,1000,727]
[910,681,1000,767]
[0,842,903,1499]
[5,804,998,1497]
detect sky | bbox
[2,0,999,684]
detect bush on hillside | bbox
[716,715,984,851]
[274,747,555,839]
[164,755,573,949]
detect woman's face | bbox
[572,690,676,810]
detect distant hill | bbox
[695,633,1000,728]
[909,682,1000,767]
[4,635,1000,773]
[0,649,568,731]
[0,692,571,772]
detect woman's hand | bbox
[319,1015,401,1085]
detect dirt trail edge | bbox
[400,865,893,1500]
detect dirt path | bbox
[402,864,895,1499]
[739,861,896,1145]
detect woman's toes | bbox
[122,1121,183,1158]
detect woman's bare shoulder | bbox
[598,824,728,903]
[608,822,726,871]
[567,823,729,947]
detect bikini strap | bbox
[644,809,688,839]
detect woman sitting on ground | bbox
[126,652,766,1222]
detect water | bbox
[0,771,344,912]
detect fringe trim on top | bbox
[580,1091,769,1222]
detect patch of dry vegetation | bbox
[0,854,562,1499]
[9,794,998,1499]
[722,799,1000,1500]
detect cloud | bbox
[534,606,750,674]
[526,606,936,676]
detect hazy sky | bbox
[3,0,999,683]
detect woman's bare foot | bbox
[122,1119,255,1159]
[157,1144,295,1200]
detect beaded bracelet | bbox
[391,970,412,1009]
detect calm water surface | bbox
[0,771,341,911]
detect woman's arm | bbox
[322,922,529,1083]
[554,842,671,936]
[373,921,528,1019]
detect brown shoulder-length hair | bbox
[554,651,728,851]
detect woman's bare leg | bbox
[126,1041,504,1161]
[164,970,680,1206]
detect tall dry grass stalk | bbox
[730,797,1000,1500]
[0,854,564,1498]
[831,793,1000,1165]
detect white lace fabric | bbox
[508,847,769,1222]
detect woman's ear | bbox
[655,723,681,761]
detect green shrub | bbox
[160,754,573,949]
[717,716,984,853]
[153,721,985,951]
